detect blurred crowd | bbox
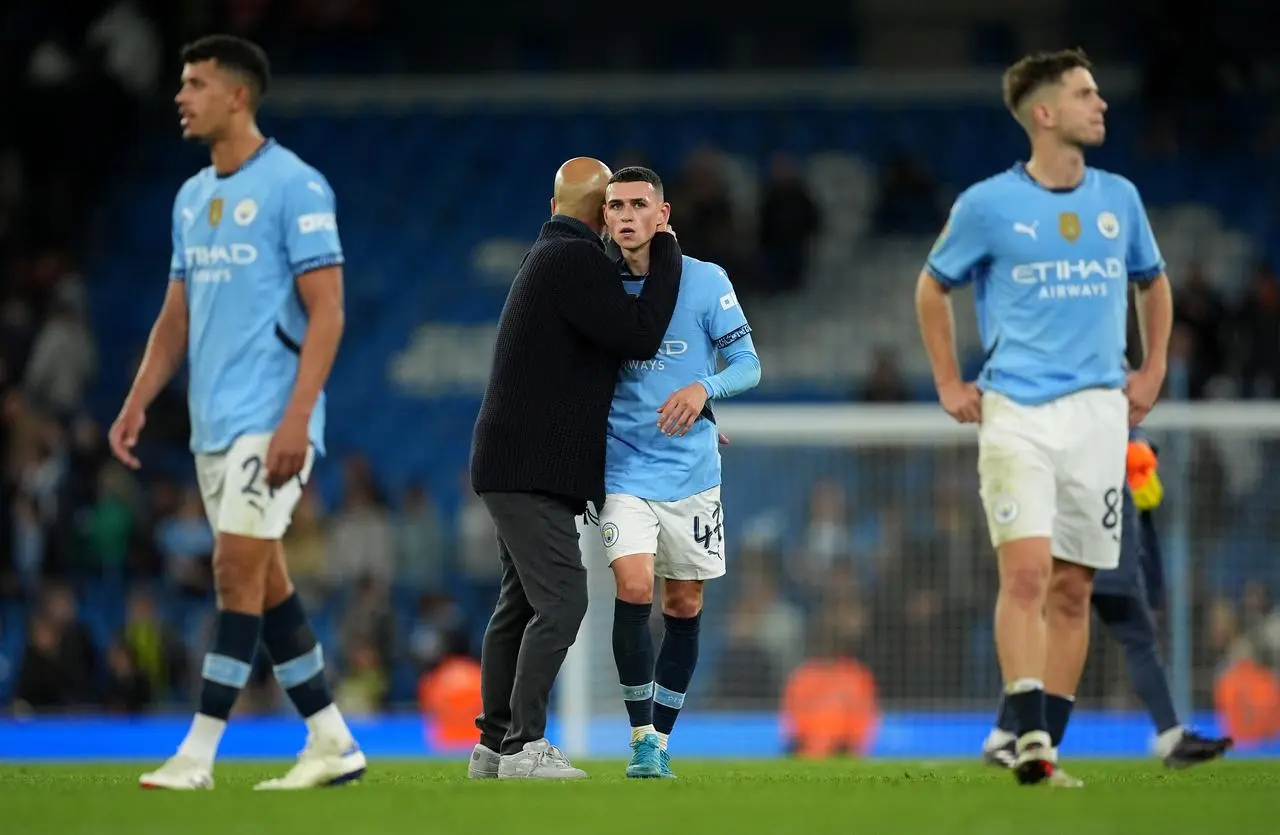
[0,1,1278,736]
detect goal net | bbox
[559,400,1280,759]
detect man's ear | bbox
[1030,100,1054,129]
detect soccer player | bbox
[598,167,761,779]
[914,49,1174,786]
[108,35,364,790]
[983,435,1233,770]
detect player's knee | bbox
[1048,567,1093,622]
[1000,568,1048,608]
[612,555,655,605]
[661,580,703,619]
[997,543,1051,607]
[616,580,653,605]
[212,533,272,612]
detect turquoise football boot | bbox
[658,747,676,779]
[625,735,663,778]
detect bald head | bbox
[551,157,612,230]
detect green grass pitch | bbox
[4,759,1277,835]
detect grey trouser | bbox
[474,491,589,754]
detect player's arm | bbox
[124,280,189,415]
[699,276,760,400]
[1125,181,1173,425]
[658,334,760,438]
[110,195,191,469]
[659,271,760,436]
[702,335,761,399]
[916,195,987,423]
[1133,278,1172,376]
[267,173,346,487]
[554,231,682,360]
[284,266,344,428]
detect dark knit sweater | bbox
[470,216,683,510]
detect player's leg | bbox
[254,543,365,790]
[978,392,1058,785]
[470,530,533,778]
[651,486,725,779]
[653,578,703,773]
[994,536,1056,784]
[1041,559,1092,766]
[139,443,269,789]
[1041,388,1130,787]
[1093,593,1233,768]
[600,494,663,778]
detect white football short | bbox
[977,387,1128,570]
[599,486,726,581]
[195,432,314,540]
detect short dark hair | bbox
[607,166,664,198]
[1002,48,1093,116]
[180,35,271,106]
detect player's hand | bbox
[718,432,730,446]
[266,413,309,489]
[938,380,982,424]
[108,405,146,470]
[1126,367,1163,427]
[657,382,709,437]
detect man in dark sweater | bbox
[467,157,683,779]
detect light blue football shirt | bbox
[926,163,1165,405]
[606,255,753,502]
[169,139,343,455]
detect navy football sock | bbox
[1045,693,1075,748]
[198,610,262,720]
[612,598,655,729]
[1005,679,1047,739]
[262,592,334,719]
[654,611,701,736]
[995,693,1018,735]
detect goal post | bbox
[558,400,1280,759]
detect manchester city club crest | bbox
[1097,211,1120,239]
[208,197,224,226]
[1058,211,1081,242]
[992,494,1020,526]
[601,522,619,548]
[233,198,258,226]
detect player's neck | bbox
[1025,145,1086,190]
[210,126,267,177]
[623,245,651,276]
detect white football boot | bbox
[254,736,367,790]
[138,754,215,790]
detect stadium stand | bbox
[1,0,1278,761]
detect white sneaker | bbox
[254,737,366,790]
[139,754,214,790]
[497,739,587,780]
[468,743,501,779]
